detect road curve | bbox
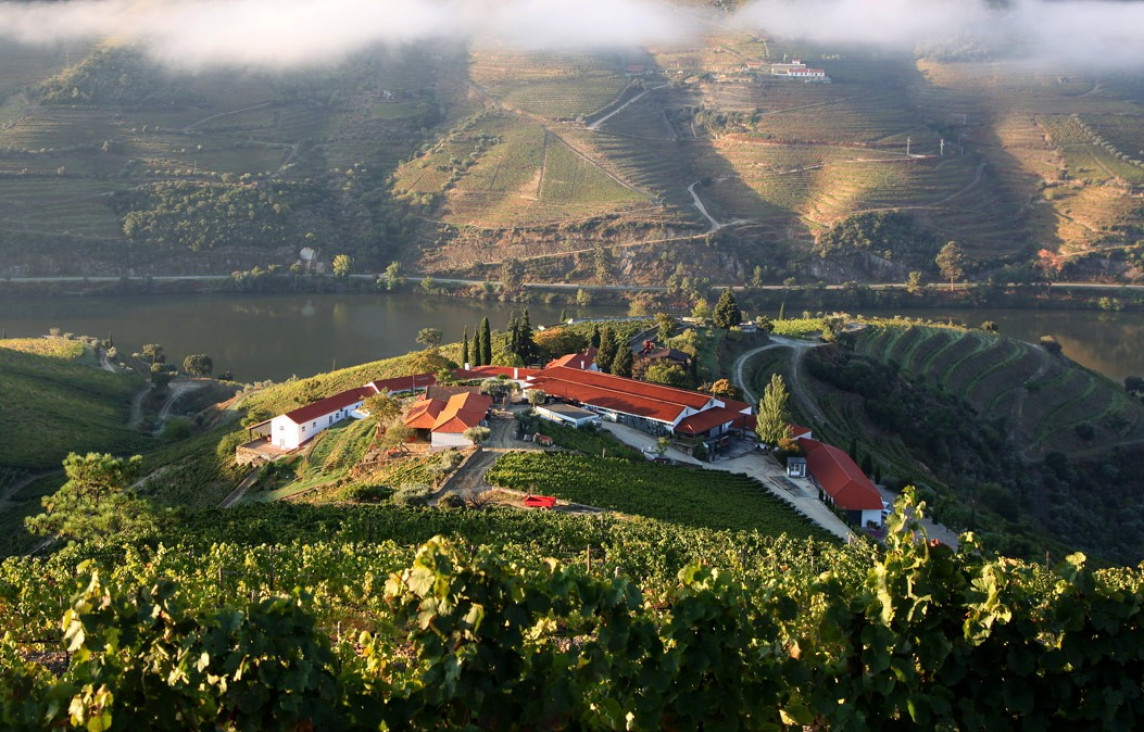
[733,336,828,426]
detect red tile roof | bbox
[403,398,445,429]
[722,398,752,414]
[530,366,723,425]
[284,386,374,425]
[674,407,743,436]
[545,366,712,408]
[432,392,493,433]
[789,423,813,439]
[546,351,596,370]
[798,438,883,510]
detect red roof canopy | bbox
[284,386,374,425]
[403,398,445,430]
[546,352,596,370]
[675,407,742,436]
[798,438,883,510]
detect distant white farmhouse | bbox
[269,387,375,451]
[770,60,829,82]
[266,373,438,451]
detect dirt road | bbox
[733,337,828,425]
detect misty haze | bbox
[0,0,1142,69]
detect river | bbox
[0,294,617,382]
[1,295,1142,384]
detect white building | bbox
[269,386,375,451]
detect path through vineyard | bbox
[434,409,541,502]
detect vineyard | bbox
[850,324,1144,453]
[486,451,828,539]
[3,497,1144,730]
[0,340,147,471]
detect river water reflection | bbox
[1,294,613,381]
[2,295,1142,384]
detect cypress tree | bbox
[591,324,601,349]
[472,327,483,367]
[480,317,492,366]
[519,309,537,365]
[612,346,634,378]
[597,326,618,373]
[507,312,520,361]
[713,288,742,329]
[461,326,470,367]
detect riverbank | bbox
[3,272,1144,314]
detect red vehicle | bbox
[523,494,557,509]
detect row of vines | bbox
[2,495,1142,730]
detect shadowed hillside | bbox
[2,7,1144,286]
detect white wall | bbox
[861,509,883,528]
[269,399,366,451]
[270,415,306,450]
[431,432,472,449]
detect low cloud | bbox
[0,0,690,70]
[736,0,1144,69]
[1,0,1143,71]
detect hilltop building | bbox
[770,60,829,82]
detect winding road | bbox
[733,336,828,426]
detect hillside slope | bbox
[2,12,1144,285]
[743,322,1144,562]
[0,338,148,471]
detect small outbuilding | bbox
[535,403,602,429]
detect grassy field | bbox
[0,339,148,470]
[393,111,650,228]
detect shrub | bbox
[338,484,391,503]
[393,483,433,507]
[438,493,467,510]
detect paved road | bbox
[587,84,668,130]
[432,408,541,502]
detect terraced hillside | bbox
[2,9,1144,284]
[852,324,1144,455]
[743,321,1144,561]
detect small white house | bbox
[535,403,602,429]
[270,386,374,450]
